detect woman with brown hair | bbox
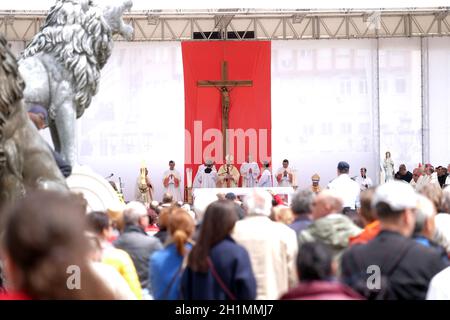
[0,191,115,300]
[149,208,194,299]
[154,207,172,244]
[181,200,256,300]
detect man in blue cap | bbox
[28,105,72,178]
[327,161,361,224]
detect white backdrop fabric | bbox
[272,39,377,188]
[428,38,450,168]
[74,42,185,202]
[378,38,422,173]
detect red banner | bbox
[182,41,271,187]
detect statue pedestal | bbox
[66,165,123,212]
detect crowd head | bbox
[0,191,115,299]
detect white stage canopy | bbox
[1,0,450,10]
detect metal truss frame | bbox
[2,8,450,42]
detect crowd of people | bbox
[0,160,450,300]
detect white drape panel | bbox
[74,42,185,202]
[428,38,450,167]
[378,38,422,172]
[272,40,377,189]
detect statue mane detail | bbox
[22,0,113,118]
[19,0,133,165]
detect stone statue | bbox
[18,0,134,166]
[0,34,68,207]
[383,151,395,182]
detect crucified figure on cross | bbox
[197,61,253,158]
[221,86,230,137]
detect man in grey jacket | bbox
[114,201,163,298]
[299,190,362,262]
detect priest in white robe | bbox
[240,155,260,188]
[355,167,373,191]
[162,160,182,202]
[217,154,240,188]
[276,159,294,187]
[193,160,217,188]
[258,161,273,187]
[195,160,218,188]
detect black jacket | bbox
[395,171,413,183]
[114,225,163,290]
[341,230,448,300]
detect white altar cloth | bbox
[192,187,296,212]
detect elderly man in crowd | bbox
[289,189,314,235]
[114,202,163,299]
[434,187,450,255]
[413,195,448,261]
[232,190,298,300]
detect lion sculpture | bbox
[0,34,68,208]
[19,0,134,166]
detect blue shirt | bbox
[149,243,192,300]
[289,215,312,234]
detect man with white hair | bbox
[114,201,163,298]
[232,189,298,300]
[434,186,450,254]
[413,195,448,261]
[341,181,448,300]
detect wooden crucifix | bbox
[197,61,253,158]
